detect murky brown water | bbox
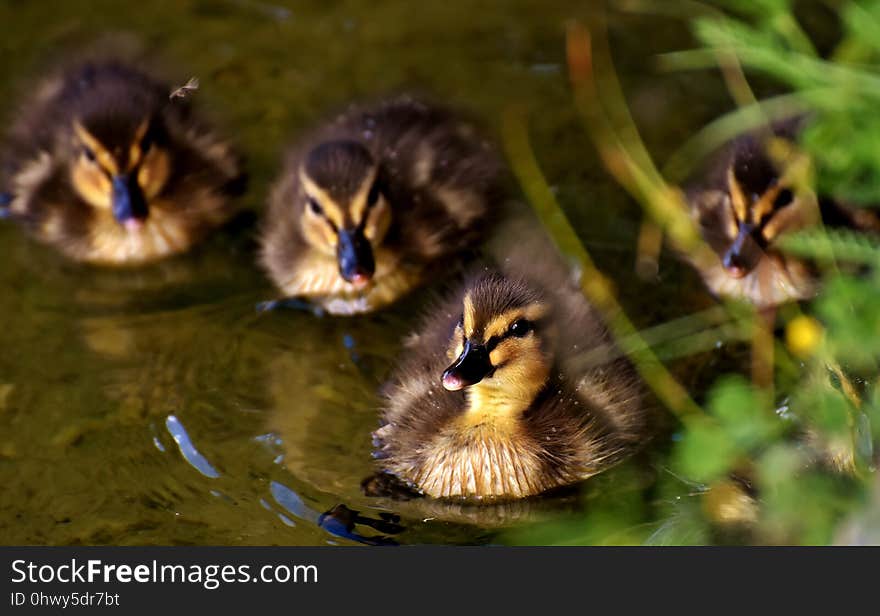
[0,0,738,545]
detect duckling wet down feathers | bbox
[260,96,504,315]
[372,224,649,500]
[0,60,244,265]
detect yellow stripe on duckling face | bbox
[463,297,548,343]
[750,184,781,226]
[73,121,119,176]
[460,334,551,432]
[71,122,115,210]
[455,299,552,426]
[363,195,391,246]
[138,146,171,201]
[348,169,377,226]
[354,173,392,247]
[299,171,345,229]
[725,155,818,248]
[71,118,171,209]
[71,119,171,213]
[481,303,548,342]
[131,119,172,201]
[298,171,348,257]
[126,118,150,172]
[462,294,477,339]
[726,166,749,226]
[762,191,818,243]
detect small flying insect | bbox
[169,76,199,101]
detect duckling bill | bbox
[373,268,648,500]
[260,97,503,315]
[0,60,243,265]
[686,122,880,309]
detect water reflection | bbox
[317,505,402,546]
[270,481,401,545]
[361,472,584,530]
[270,481,320,525]
[166,415,221,479]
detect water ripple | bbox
[165,415,221,479]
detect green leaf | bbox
[674,418,739,483]
[841,0,880,55]
[802,387,852,435]
[864,385,880,442]
[758,449,859,544]
[711,0,793,19]
[802,111,880,203]
[708,375,779,449]
[757,443,805,487]
[817,275,880,370]
[779,227,880,265]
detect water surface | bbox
[0,0,736,545]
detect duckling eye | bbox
[774,188,793,209]
[508,319,532,338]
[366,181,381,207]
[81,147,96,163]
[307,197,324,216]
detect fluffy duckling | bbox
[0,60,243,265]
[372,264,647,500]
[259,97,503,315]
[686,123,880,309]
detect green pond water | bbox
[0,0,742,545]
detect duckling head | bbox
[441,273,553,414]
[69,113,171,233]
[298,140,391,289]
[716,147,812,280]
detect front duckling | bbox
[686,124,880,309]
[373,269,646,500]
[260,97,502,315]
[0,60,243,265]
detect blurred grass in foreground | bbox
[506,0,880,544]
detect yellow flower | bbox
[785,315,823,358]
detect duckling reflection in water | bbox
[373,263,648,500]
[260,97,503,315]
[0,60,243,265]
[317,504,402,546]
[685,122,880,309]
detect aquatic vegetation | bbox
[507,1,880,544]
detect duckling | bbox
[259,97,503,315]
[685,123,880,309]
[0,60,243,265]
[372,262,647,500]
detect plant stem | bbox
[501,103,705,421]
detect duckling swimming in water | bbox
[0,60,243,265]
[685,122,880,309]
[259,97,503,315]
[372,259,647,500]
